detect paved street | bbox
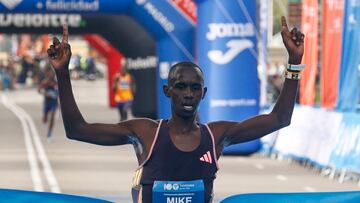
[0,79,359,203]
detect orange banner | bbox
[300,0,319,105]
[321,0,344,109]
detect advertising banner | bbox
[300,0,319,106]
[0,0,195,119]
[259,0,269,106]
[129,0,195,118]
[321,0,344,109]
[0,0,130,13]
[196,0,259,122]
[336,0,360,112]
[196,0,260,154]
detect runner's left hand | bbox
[280,16,304,65]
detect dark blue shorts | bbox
[44,99,58,114]
[117,101,132,112]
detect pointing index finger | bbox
[281,16,289,31]
[62,24,68,43]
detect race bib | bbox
[152,180,204,203]
[47,89,58,99]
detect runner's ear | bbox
[163,85,170,97]
[202,87,207,99]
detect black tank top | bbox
[132,120,219,203]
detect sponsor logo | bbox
[141,2,175,32]
[0,0,22,10]
[206,23,255,64]
[199,151,212,164]
[210,99,257,107]
[164,183,179,190]
[207,39,253,65]
[0,14,84,28]
[45,0,99,11]
[206,23,254,41]
[126,56,157,70]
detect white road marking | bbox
[1,94,44,191]
[275,174,288,181]
[2,93,61,193]
[16,106,61,193]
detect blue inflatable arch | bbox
[0,0,195,118]
[1,0,261,154]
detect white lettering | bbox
[126,56,157,70]
[167,197,175,203]
[0,14,83,28]
[210,99,257,107]
[166,197,192,203]
[144,2,174,32]
[45,0,99,11]
[206,23,255,41]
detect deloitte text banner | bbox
[337,0,360,112]
[196,0,259,122]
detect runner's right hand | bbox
[47,24,72,71]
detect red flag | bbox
[300,0,319,105]
[321,0,344,109]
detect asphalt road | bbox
[0,79,358,203]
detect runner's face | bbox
[167,67,206,118]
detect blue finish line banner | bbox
[0,189,112,203]
[0,0,131,14]
[220,191,360,203]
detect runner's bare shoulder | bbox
[121,118,159,139]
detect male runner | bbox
[112,66,134,121]
[38,67,58,139]
[47,16,304,203]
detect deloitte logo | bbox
[0,0,22,10]
[0,14,84,28]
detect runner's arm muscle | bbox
[209,17,304,147]
[48,25,142,146]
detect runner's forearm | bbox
[55,69,86,134]
[271,78,299,127]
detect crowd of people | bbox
[0,34,104,92]
[0,55,103,92]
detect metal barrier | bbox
[261,105,360,184]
